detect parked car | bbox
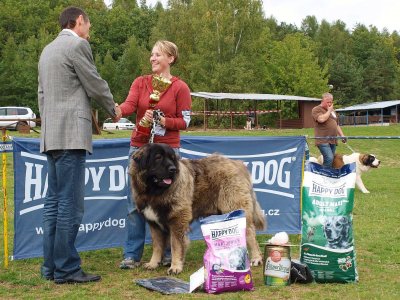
[0,107,36,129]
[102,118,135,130]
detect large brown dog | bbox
[130,143,266,274]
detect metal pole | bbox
[2,128,9,268]
[367,110,369,125]
[381,108,383,125]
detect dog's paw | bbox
[143,261,160,270]
[167,264,183,275]
[251,258,263,266]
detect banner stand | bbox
[1,128,9,268]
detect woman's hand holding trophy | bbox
[139,74,171,128]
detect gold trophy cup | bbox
[139,74,172,127]
[150,74,172,101]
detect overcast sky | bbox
[124,0,399,32]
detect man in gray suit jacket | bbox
[38,6,120,284]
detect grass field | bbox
[1,125,399,299]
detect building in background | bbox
[336,100,400,126]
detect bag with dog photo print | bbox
[200,210,254,294]
[300,161,359,283]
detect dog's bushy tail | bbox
[252,190,266,231]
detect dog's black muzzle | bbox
[168,165,177,175]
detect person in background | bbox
[115,40,192,269]
[38,6,120,284]
[247,107,255,129]
[245,117,252,130]
[312,92,346,167]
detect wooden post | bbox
[91,110,102,135]
[230,100,233,130]
[203,99,206,131]
[216,99,219,125]
[255,101,259,128]
[205,99,208,131]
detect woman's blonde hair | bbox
[153,40,179,66]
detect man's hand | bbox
[317,104,334,123]
[113,104,122,122]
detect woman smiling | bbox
[116,40,192,269]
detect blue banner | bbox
[13,136,305,259]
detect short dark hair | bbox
[59,6,88,30]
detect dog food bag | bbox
[300,162,359,283]
[200,209,254,293]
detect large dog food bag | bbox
[200,210,254,293]
[300,162,358,283]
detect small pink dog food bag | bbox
[200,209,254,293]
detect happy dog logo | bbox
[310,181,347,198]
[17,151,129,216]
[210,225,239,240]
[180,146,299,199]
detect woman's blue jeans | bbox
[123,146,145,261]
[41,150,86,280]
[317,143,336,167]
[123,146,178,261]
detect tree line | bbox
[0,0,399,127]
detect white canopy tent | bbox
[191,92,320,102]
[190,92,320,129]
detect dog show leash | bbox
[308,135,357,154]
[344,142,356,154]
[149,121,156,144]
[149,109,165,144]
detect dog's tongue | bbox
[163,178,172,185]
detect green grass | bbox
[1,125,400,299]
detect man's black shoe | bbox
[54,271,101,284]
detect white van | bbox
[0,107,36,129]
[102,118,135,130]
